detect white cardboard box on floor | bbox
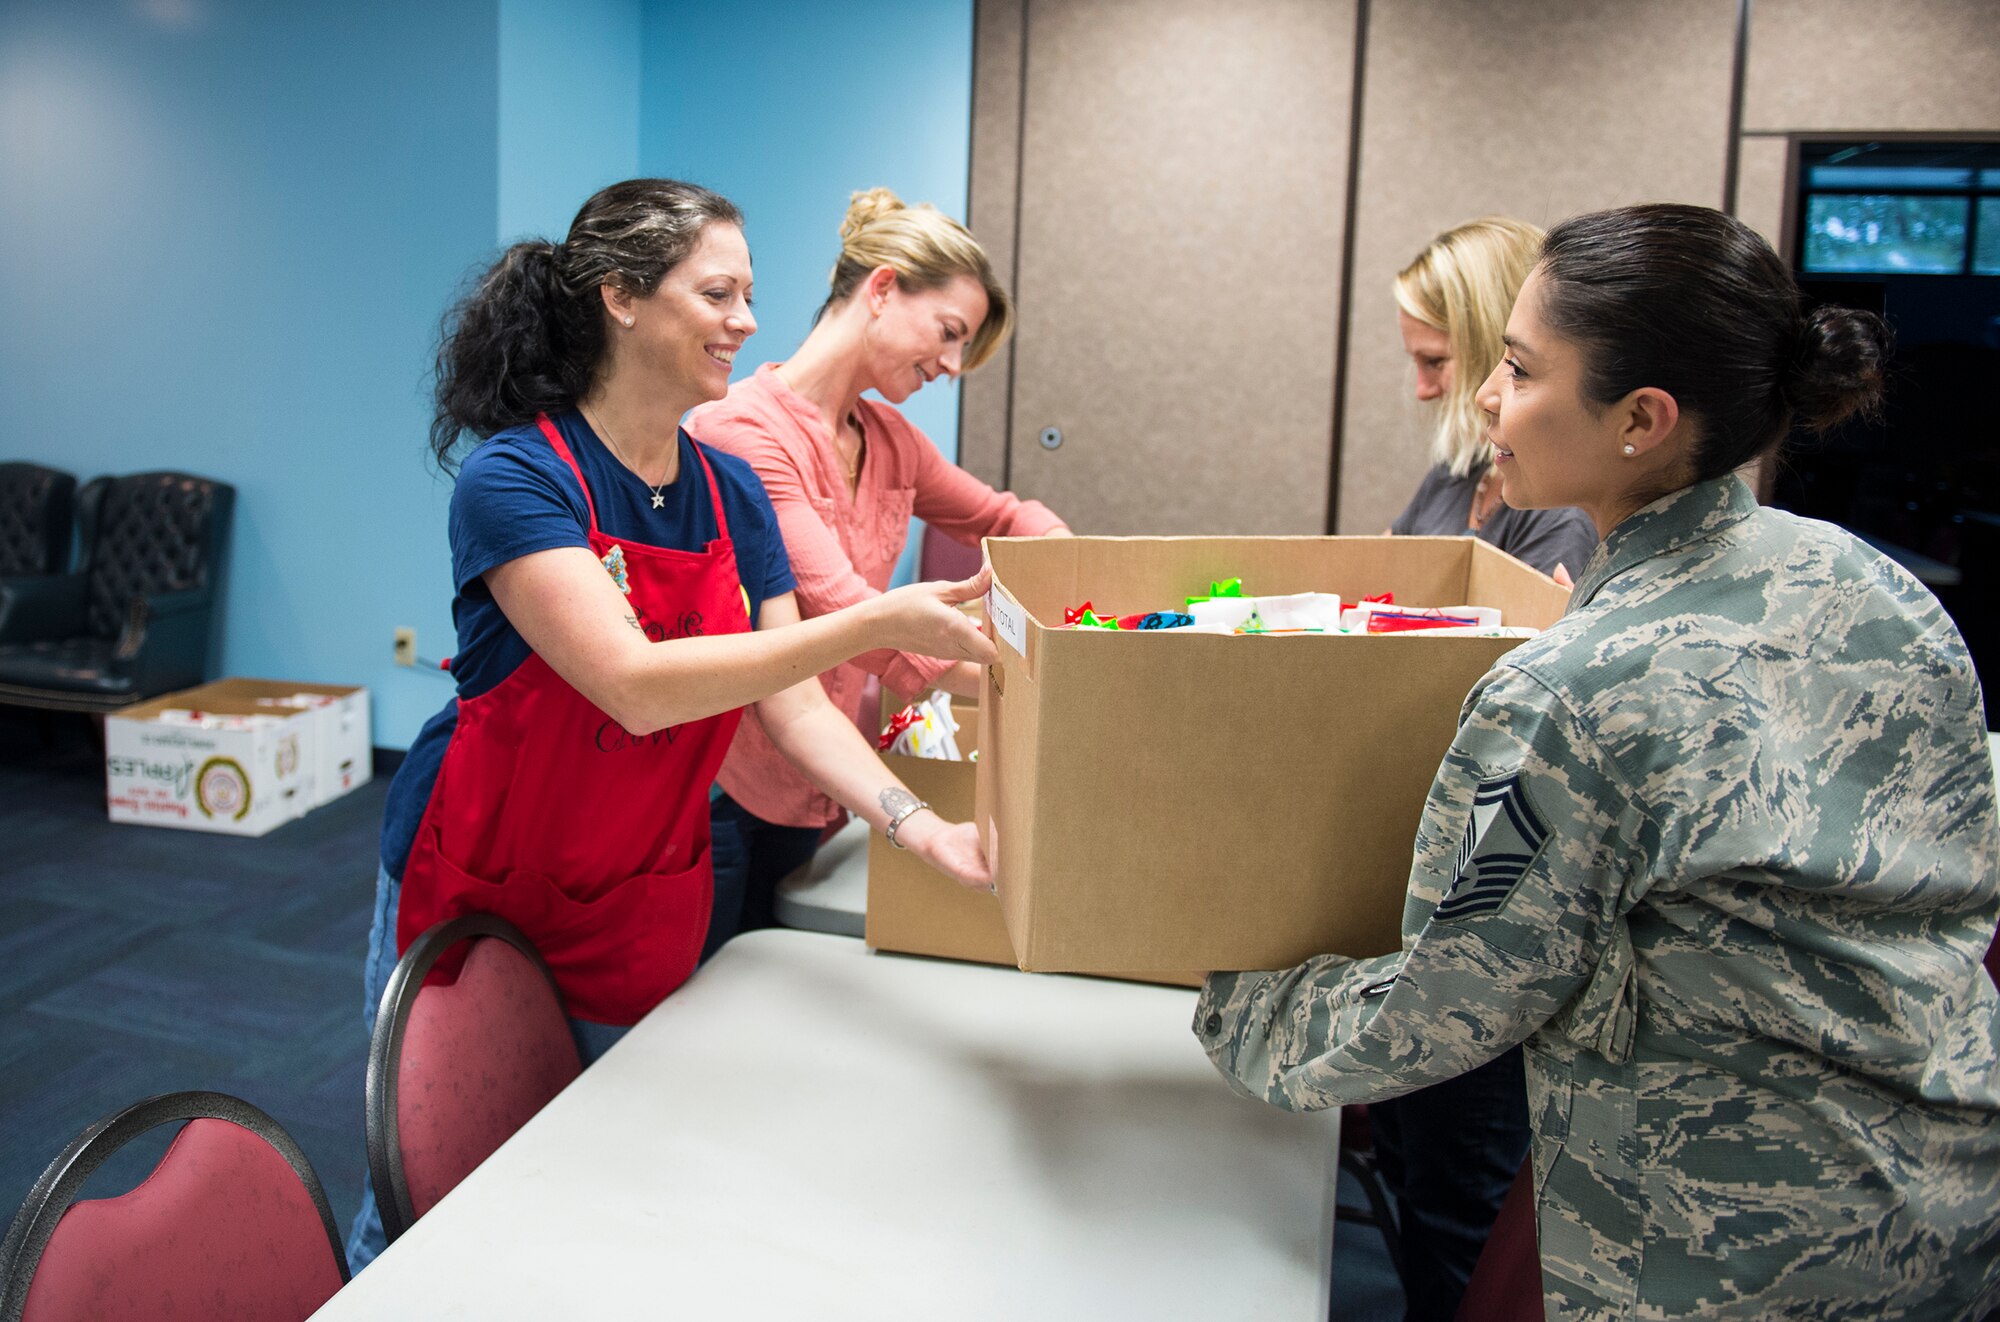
[224,677,373,806]
[104,678,372,834]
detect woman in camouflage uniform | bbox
[1197,204,2000,1320]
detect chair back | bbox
[1454,1157,1544,1322]
[0,1092,347,1322]
[79,472,233,641]
[917,522,983,583]
[367,914,581,1242]
[0,464,76,578]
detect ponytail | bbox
[429,240,596,469]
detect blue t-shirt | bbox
[380,409,795,879]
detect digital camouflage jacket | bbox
[1198,475,2000,1320]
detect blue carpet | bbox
[0,710,379,1236]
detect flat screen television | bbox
[1802,193,1969,275]
[1977,197,2000,276]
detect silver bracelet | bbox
[881,788,930,849]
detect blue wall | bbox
[640,1,976,566]
[0,0,973,747]
[499,0,641,243]
[639,1,973,463]
[0,0,496,746]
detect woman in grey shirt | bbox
[1391,217,1598,582]
[1372,216,1596,1321]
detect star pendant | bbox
[651,493,665,509]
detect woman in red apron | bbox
[347,179,995,1270]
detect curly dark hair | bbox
[428,178,743,470]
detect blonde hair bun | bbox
[821,187,1016,375]
[840,187,907,244]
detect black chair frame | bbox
[1335,1142,1409,1301]
[365,912,566,1244]
[0,1090,349,1322]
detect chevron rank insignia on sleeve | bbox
[1434,771,1551,923]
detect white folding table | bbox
[313,929,1337,1319]
[772,815,869,937]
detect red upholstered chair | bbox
[366,913,582,1243]
[1454,1157,1543,1321]
[0,1091,348,1322]
[918,520,984,584]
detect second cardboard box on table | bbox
[865,694,1199,987]
[976,534,1570,976]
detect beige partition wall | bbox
[1734,0,2000,255]
[960,0,1027,490]
[1734,135,1793,250]
[965,0,1358,535]
[1743,0,2000,134]
[1332,0,1739,535]
[968,0,2000,537]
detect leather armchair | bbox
[0,462,76,577]
[0,471,234,712]
[0,463,79,645]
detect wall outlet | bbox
[393,627,416,667]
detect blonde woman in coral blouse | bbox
[688,188,1069,954]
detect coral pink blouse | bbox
[688,363,1065,828]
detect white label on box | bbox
[987,586,1027,658]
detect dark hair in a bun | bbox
[1786,302,1892,434]
[430,178,743,470]
[1537,203,1892,483]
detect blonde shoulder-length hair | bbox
[821,187,1014,373]
[1393,216,1545,477]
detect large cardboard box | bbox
[977,535,1570,974]
[105,677,373,834]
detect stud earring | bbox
[1622,443,1637,456]
[622,315,635,327]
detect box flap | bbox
[987,535,1486,627]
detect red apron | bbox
[397,414,750,1024]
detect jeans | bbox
[1368,1045,1532,1322]
[703,792,827,961]
[343,863,631,1273]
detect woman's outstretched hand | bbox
[870,567,998,666]
[895,813,994,892]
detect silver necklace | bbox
[585,406,669,509]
